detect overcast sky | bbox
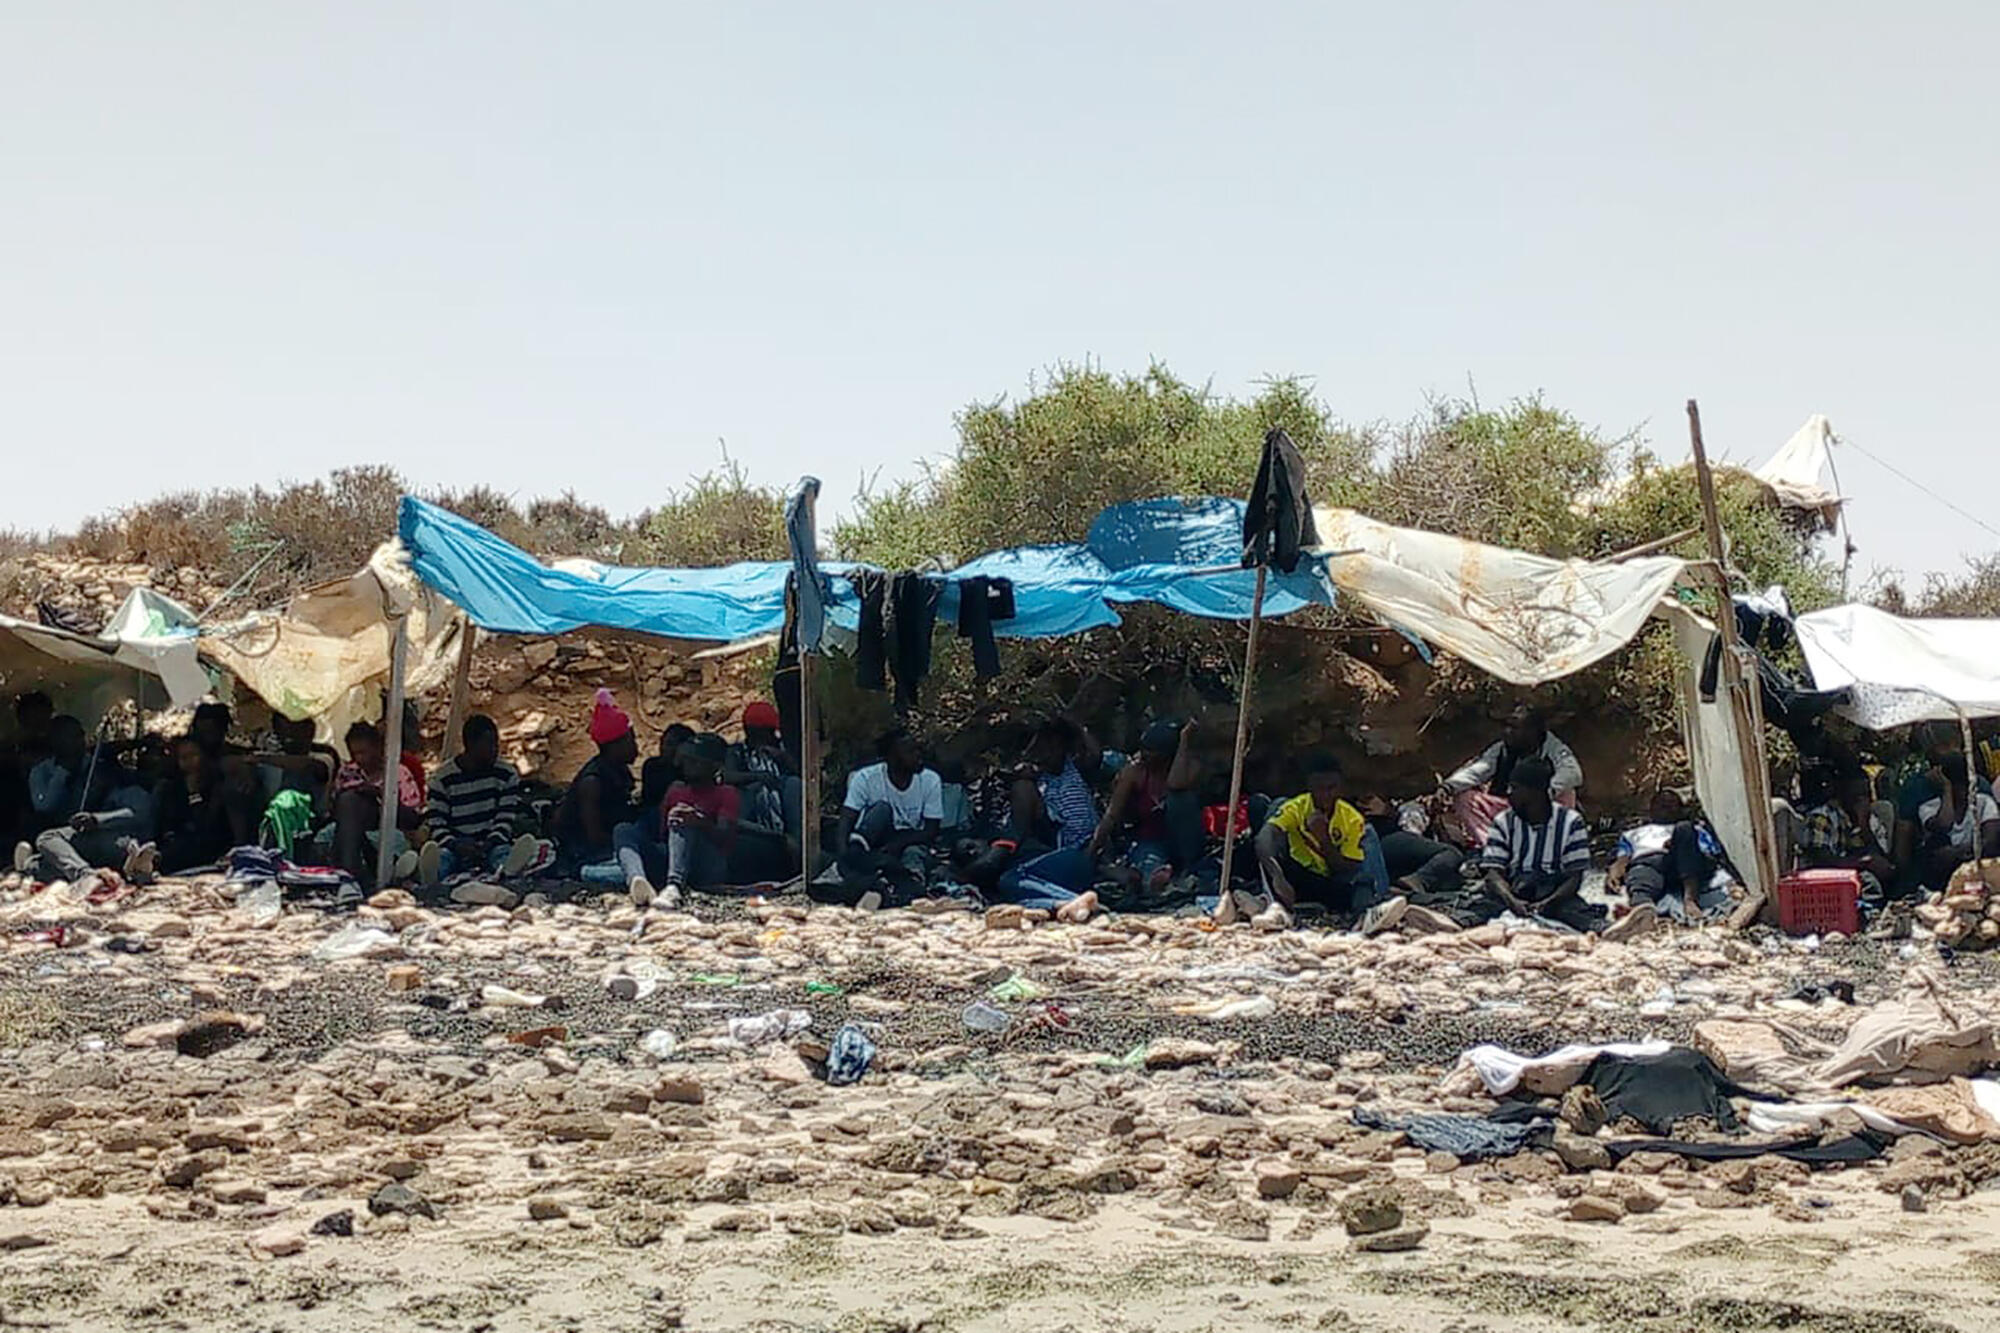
[5,2,1994,587]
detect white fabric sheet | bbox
[1754,414,1843,518]
[1794,603,2000,729]
[1667,604,1773,896]
[0,588,208,726]
[1310,507,1687,685]
[1455,1040,1673,1097]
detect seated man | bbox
[420,714,539,886]
[187,702,259,847]
[1443,705,1583,848]
[1091,718,1202,892]
[640,724,697,814]
[554,690,640,871]
[329,721,424,887]
[16,716,156,883]
[991,718,1102,923]
[256,715,336,809]
[1249,753,1388,926]
[1915,755,2000,890]
[1609,789,1737,924]
[726,702,800,837]
[153,734,237,875]
[820,727,943,908]
[1473,755,1600,931]
[658,734,740,905]
[1798,769,1895,906]
[1,691,55,846]
[1893,725,1995,890]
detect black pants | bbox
[1462,873,1604,932]
[1624,823,1711,905]
[1277,852,1368,914]
[1379,830,1462,894]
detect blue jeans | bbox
[437,842,510,878]
[614,820,665,886]
[995,844,1093,910]
[667,823,730,889]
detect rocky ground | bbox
[1,873,1999,1332]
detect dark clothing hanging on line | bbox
[1242,427,1318,574]
[851,571,889,691]
[889,574,940,709]
[775,576,805,763]
[956,575,1016,678]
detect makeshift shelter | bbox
[1307,505,1778,897]
[1795,604,2000,730]
[0,589,208,730]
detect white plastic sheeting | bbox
[200,541,463,743]
[1309,506,1688,685]
[1667,603,1774,897]
[1794,603,2000,730]
[1754,414,1843,521]
[0,588,208,726]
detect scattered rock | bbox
[653,1075,705,1106]
[385,964,423,992]
[1902,1184,1928,1214]
[1339,1187,1403,1237]
[0,1233,49,1252]
[249,1223,306,1257]
[528,1197,569,1222]
[1352,1221,1429,1252]
[541,1114,614,1143]
[1568,1194,1626,1224]
[709,1209,770,1233]
[1256,1161,1302,1200]
[176,1011,259,1059]
[310,1210,355,1237]
[1551,1132,1613,1173]
[368,1182,438,1220]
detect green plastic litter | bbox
[804,981,845,996]
[1099,1044,1149,1068]
[988,975,1045,1003]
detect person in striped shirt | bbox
[1475,755,1601,931]
[418,714,539,885]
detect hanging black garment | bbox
[955,575,1015,678]
[1580,1048,1750,1135]
[1242,427,1318,573]
[889,574,940,710]
[850,570,890,691]
[775,576,805,762]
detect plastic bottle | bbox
[961,1000,1012,1033]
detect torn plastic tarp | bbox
[1794,603,2000,730]
[0,588,208,724]
[1309,506,1687,685]
[398,495,1336,643]
[1754,414,1844,525]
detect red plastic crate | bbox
[1775,869,1863,937]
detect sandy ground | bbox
[2,872,1999,1331]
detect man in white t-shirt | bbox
[1916,754,2000,890]
[826,727,943,907]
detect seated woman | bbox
[1798,768,1896,908]
[1090,718,1203,893]
[327,721,424,888]
[1442,705,1582,849]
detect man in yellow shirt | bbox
[1252,753,1390,921]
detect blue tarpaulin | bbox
[398,494,1333,642]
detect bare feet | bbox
[1055,891,1099,925]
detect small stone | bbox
[709,1208,770,1233]
[1551,1132,1613,1173]
[310,1210,354,1237]
[123,1020,182,1049]
[1708,1161,1757,1195]
[184,1126,250,1154]
[1351,1221,1429,1253]
[176,1011,258,1059]
[1144,1039,1221,1070]
[249,1223,306,1257]
[1619,1183,1667,1216]
[653,1075,705,1106]
[149,917,192,939]
[541,1114,614,1143]
[160,1151,226,1188]
[11,1182,52,1209]
[1339,1186,1403,1237]
[385,964,423,993]
[1256,1161,1301,1199]
[368,1182,438,1220]
[451,883,519,909]
[0,1233,49,1252]
[1560,1084,1608,1135]
[528,1197,569,1222]
[207,1179,266,1206]
[1568,1194,1626,1224]
[1423,1151,1459,1174]
[379,1158,422,1181]
[1902,1185,1928,1214]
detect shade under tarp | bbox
[398,494,1336,643]
[0,588,208,728]
[1795,604,2000,730]
[1309,506,1689,685]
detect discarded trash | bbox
[727,1008,812,1047]
[606,960,665,1001]
[988,974,1045,1003]
[804,980,845,997]
[480,983,549,1009]
[578,862,624,885]
[103,935,154,954]
[826,1023,877,1086]
[505,1026,568,1048]
[690,973,741,988]
[238,882,281,928]
[19,927,69,947]
[1099,1043,1149,1068]
[1172,994,1276,1021]
[312,923,396,962]
[961,1000,1012,1033]
[639,1029,679,1060]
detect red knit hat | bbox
[742,700,781,732]
[588,689,632,745]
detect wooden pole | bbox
[441,615,477,762]
[1213,564,1268,922]
[1686,400,1782,919]
[800,647,820,886]
[374,615,410,889]
[1960,709,1982,866]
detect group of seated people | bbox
[8,677,1991,934]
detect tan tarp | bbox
[1818,971,2000,1088]
[200,541,464,743]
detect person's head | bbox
[878,725,921,776]
[1030,718,1081,774]
[588,689,636,765]
[1920,721,1963,765]
[659,723,696,763]
[741,701,781,746]
[460,714,500,768]
[274,714,315,755]
[1648,788,1687,823]
[1942,753,1971,797]
[13,691,53,736]
[1503,705,1547,754]
[1138,720,1181,769]
[1507,755,1556,816]
[345,721,383,774]
[174,733,208,781]
[1305,753,1346,811]
[683,733,727,785]
[191,702,232,752]
[48,715,86,770]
